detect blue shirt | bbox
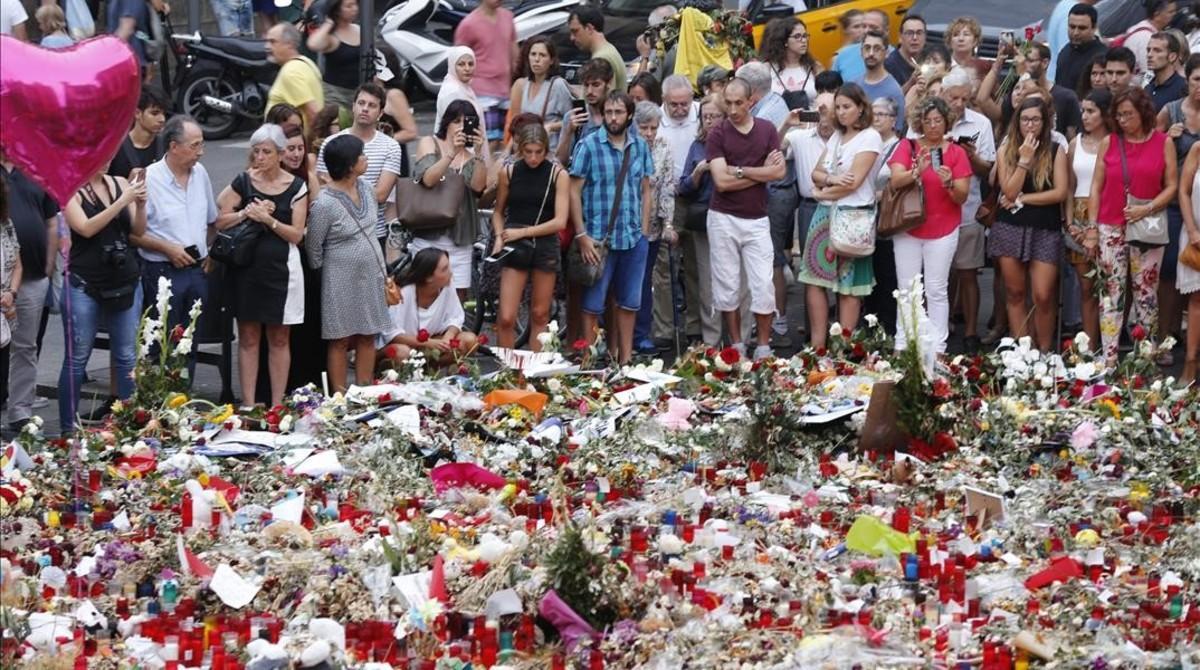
[1045,0,1073,84]
[678,140,715,204]
[142,160,219,262]
[856,74,906,132]
[107,0,149,64]
[752,92,790,129]
[569,130,653,251]
[833,44,866,83]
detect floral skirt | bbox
[796,203,875,297]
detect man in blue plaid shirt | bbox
[569,91,654,364]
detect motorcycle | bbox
[379,0,580,98]
[169,32,280,140]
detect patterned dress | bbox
[304,179,393,340]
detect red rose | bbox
[1024,26,1035,41]
[170,325,185,343]
[449,338,461,350]
[932,377,952,399]
[966,366,981,382]
[478,334,489,346]
[457,365,469,376]
[742,23,753,35]
[382,345,400,360]
[719,347,740,365]
[417,329,430,343]
[713,21,723,32]
[1132,374,1145,390]
[1130,324,1147,341]
[705,347,717,358]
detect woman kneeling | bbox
[378,248,477,365]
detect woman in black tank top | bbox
[306,0,362,126]
[489,124,570,350]
[59,167,147,432]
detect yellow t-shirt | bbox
[266,55,324,123]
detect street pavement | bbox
[2,102,1018,438]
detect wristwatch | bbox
[735,166,744,179]
[271,221,279,231]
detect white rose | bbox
[537,331,554,347]
[1074,331,1091,353]
[864,314,878,328]
[279,415,294,433]
[546,378,562,392]
[829,322,843,338]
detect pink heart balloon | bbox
[0,35,142,205]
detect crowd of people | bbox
[7,0,1200,435]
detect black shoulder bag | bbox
[210,173,265,267]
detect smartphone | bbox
[184,245,201,261]
[796,109,821,123]
[571,98,588,115]
[462,116,478,147]
[999,30,1015,53]
[484,246,515,263]
[129,167,146,184]
[931,148,943,170]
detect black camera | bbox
[102,240,131,269]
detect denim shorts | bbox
[582,237,649,314]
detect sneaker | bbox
[635,339,658,354]
[753,344,774,361]
[31,397,49,409]
[771,315,788,336]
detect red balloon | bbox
[0,35,142,205]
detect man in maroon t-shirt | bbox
[706,77,786,361]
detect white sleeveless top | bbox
[1071,136,1098,198]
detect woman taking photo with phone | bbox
[59,163,147,432]
[411,99,490,301]
[991,98,1070,352]
[490,124,569,350]
[887,96,972,354]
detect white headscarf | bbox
[435,46,487,135]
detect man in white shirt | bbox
[940,68,995,353]
[133,115,219,378]
[652,74,699,347]
[0,0,27,39]
[781,91,835,327]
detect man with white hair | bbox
[653,74,699,346]
[736,61,789,129]
[939,67,995,353]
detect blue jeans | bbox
[209,0,253,35]
[58,282,143,430]
[142,262,209,381]
[582,237,649,315]
[634,238,661,345]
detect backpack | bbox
[1110,24,1154,49]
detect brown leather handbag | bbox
[877,139,925,238]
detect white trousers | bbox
[707,210,776,315]
[892,230,959,353]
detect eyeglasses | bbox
[790,33,809,40]
[701,113,724,120]
[902,29,925,37]
[874,111,896,117]
[1019,116,1042,125]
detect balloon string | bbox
[58,211,82,511]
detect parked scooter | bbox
[170,32,280,140]
[379,0,580,98]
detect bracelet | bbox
[574,232,587,239]
[1017,162,1031,170]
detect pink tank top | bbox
[1098,130,1168,226]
